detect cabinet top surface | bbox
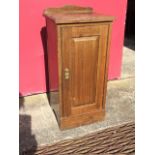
[43,5,114,24]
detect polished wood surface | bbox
[44,6,114,129]
[43,5,114,24]
[61,24,109,118]
[43,5,93,15]
[45,13,114,24]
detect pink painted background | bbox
[19,0,127,96]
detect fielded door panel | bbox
[61,24,109,117]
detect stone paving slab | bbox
[19,45,135,152]
[19,77,135,152]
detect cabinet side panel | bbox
[102,23,113,110]
[46,18,58,91]
[46,18,60,120]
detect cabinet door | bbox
[60,24,109,117]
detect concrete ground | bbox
[19,40,135,152]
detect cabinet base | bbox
[58,110,105,130]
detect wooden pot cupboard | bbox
[43,5,114,129]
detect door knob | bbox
[64,68,70,79]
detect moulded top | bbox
[43,5,115,24]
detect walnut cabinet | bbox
[43,6,114,129]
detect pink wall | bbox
[19,0,127,96]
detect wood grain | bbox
[43,5,114,24]
[61,24,109,118]
[44,6,114,129]
[43,5,93,15]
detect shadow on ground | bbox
[19,93,37,154]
